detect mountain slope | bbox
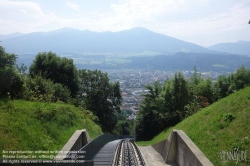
[208,41,250,56]
[0,32,24,41]
[124,52,250,71]
[15,51,250,72]
[138,87,250,165]
[1,27,214,54]
[0,99,103,158]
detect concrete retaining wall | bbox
[152,130,213,166]
[55,129,90,160]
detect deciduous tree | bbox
[0,46,23,98]
[78,69,122,133]
[29,52,79,97]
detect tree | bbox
[137,66,250,141]
[29,52,79,97]
[189,66,201,100]
[0,46,16,69]
[195,78,213,104]
[78,69,122,133]
[0,46,24,98]
[185,68,213,116]
[214,75,232,99]
[136,82,172,140]
[171,72,189,120]
[230,66,250,91]
[136,72,191,140]
[214,66,250,100]
[190,66,201,86]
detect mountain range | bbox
[1,27,250,72]
[208,40,250,56]
[1,27,216,55]
[0,32,24,41]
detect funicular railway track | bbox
[93,139,145,166]
[112,139,145,166]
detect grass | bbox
[72,57,131,66]
[213,64,228,68]
[0,99,103,158]
[137,87,250,166]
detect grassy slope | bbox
[137,87,250,166]
[0,99,102,157]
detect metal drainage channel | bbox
[112,139,145,166]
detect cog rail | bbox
[112,139,145,166]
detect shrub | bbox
[223,112,236,122]
[23,75,71,103]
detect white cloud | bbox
[107,0,186,30]
[0,0,249,46]
[150,1,250,46]
[0,0,54,33]
[65,2,81,12]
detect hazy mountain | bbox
[0,32,24,41]
[1,27,215,55]
[207,41,250,56]
[124,52,250,71]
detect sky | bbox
[0,0,250,47]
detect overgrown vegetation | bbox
[136,66,250,140]
[29,52,79,97]
[0,46,122,133]
[137,87,250,166]
[23,74,71,103]
[113,110,134,136]
[0,99,102,158]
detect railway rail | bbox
[93,139,145,166]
